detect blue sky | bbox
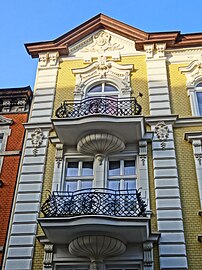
[1,0,202,89]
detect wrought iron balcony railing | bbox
[55,97,142,118]
[41,188,147,218]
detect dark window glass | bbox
[109,161,120,176]
[196,83,202,87]
[81,180,92,189]
[88,85,102,93]
[82,161,93,176]
[66,162,78,176]
[104,84,118,92]
[65,181,77,192]
[197,92,202,115]
[125,179,136,191]
[124,160,136,175]
[108,180,120,190]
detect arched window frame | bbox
[194,81,202,116]
[180,61,202,116]
[185,77,202,116]
[86,81,119,98]
[72,58,133,100]
[84,78,124,99]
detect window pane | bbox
[104,84,118,92]
[197,92,202,115]
[0,134,3,149]
[88,85,102,93]
[108,180,120,190]
[125,180,136,191]
[82,161,93,176]
[66,162,78,176]
[109,161,120,176]
[81,180,92,189]
[65,181,77,192]
[124,160,136,175]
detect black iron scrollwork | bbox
[41,188,147,218]
[55,97,142,118]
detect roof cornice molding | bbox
[0,115,13,125]
[25,13,202,58]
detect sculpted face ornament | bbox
[31,128,44,156]
[155,121,169,149]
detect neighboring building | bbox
[0,86,32,268]
[3,14,202,270]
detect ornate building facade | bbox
[3,14,202,269]
[0,86,32,268]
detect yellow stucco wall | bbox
[32,142,56,270]
[174,126,202,269]
[168,63,192,116]
[34,54,202,269]
[53,55,149,116]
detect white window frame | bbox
[64,158,94,191]
[55,263,90,270]
[72,60,133,101]
[194,82,202,116]
[87,82,119,96]
[0,124,12,173]
[59,151,139,192]
[104,261,141,270]
[85,80,120,98]
[107,155,137,191]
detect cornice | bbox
[175,117,202,127]
[25,14,202,58]
[0,115,13,125]
[145,115,178,125]
[184,131,202,142]
[23,122,53,130]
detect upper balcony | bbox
[52,97,145,146]
[55,97,142,119]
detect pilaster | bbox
[139,140,151,210]
[4,52,60,270]
[185,132,202,208]
[147,118,188,269]
[144,43,171,116]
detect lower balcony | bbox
[38,188,151,245]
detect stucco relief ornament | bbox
[155,121,169,149]
[82,30,123,54]
[75,74,84,95]
[96,55,112,78]
[191,62,202,78]
[31,128,44,156]
[39,53,48,67]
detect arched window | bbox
[87,83,119,98]
[196,82,202,115]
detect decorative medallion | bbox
[31,128,44,156]
[155,121,169,149]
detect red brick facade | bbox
[0,113,28,267]
[0,86,32,268]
